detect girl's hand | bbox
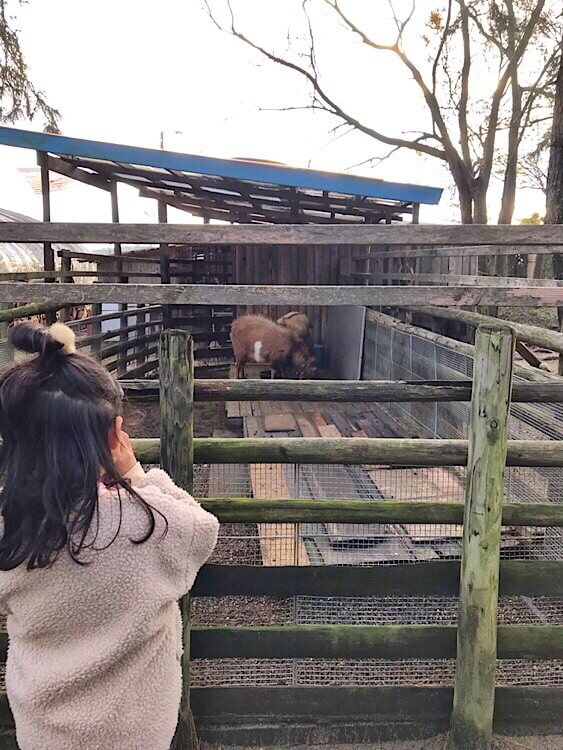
[112,430,138,476]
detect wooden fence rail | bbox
[353,244,563,260]
[192,561,563,599]
[399,305,563,356]
[0,301,71,324]
[189,624,563,662]
[197,498,563,527]
[121,378,563,403]
[0,687,561,741]
[4,281,563,307]
[366,271,563,288]
[0,222,562,245]
[130,435,563,467]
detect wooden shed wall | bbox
[98,243,365,348]
[234,244,357,345]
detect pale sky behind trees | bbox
[0,0,551,224]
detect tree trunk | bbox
[547,48,563,372]
[498,78,523,276]
[547,51,563,226]
[473,185,499,316]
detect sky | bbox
[0,0,550,225]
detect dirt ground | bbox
[123,399,227,439]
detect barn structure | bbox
[0,126,442,375]
[0,127,561,748]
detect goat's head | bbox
[292,349,318,379]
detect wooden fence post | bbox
[160,330,196,748]
[60,256,72,322]
[450,325,515,750]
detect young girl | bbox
[0,322,219,750]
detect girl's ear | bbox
[108,415,124,450]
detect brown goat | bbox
[276,312,313,351]
[231,315,316,379]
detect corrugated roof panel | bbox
[0,126,443,206]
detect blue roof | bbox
[0,126,442,223]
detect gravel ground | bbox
[206,737,563,750]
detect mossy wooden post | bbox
[160,330,196,749]
[450,325,515,750]
[60,256,72,322]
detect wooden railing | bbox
[144,327,563,750]
[1,224,563,747]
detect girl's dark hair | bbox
[0,322,161,570]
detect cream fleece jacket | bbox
[0,464,219,750]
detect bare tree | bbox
[205,0,560,225]
[0,0,59,131]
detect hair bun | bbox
[48,323,76,355]
[9,322,76,357]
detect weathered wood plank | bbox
[1,223,562,245]
[451,326,514,750]
[189,624,563,661]
[189,686,563,724]
[365,467,464,541]
[263,414,297,432]
[191,624,457,660]
[123,377,563,404]
[0,685,558,731]
[131,435,563,467]
[0,301,72,323]
[403,304,563,356]
[191,561,563,598]
[245,418,309,567]
[250,464,309,567]
[353,244,563,260]
[196,498,563,526]
[5,282,563,306]
[368,271,563,287]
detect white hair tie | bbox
[48,323,76,355]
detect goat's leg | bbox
[270,367,277,379]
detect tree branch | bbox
[205,0,447,161]
[325,0,463,169]
[432,0,453,97]
[457,1,472,169]
[479,0,547,189]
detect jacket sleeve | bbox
[123,461,146,485]
[137,469,219,598]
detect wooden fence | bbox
[0,224,562,747]
[148,326,562,750]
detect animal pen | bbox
[0,222,561,750]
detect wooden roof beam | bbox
[43,155,112,191]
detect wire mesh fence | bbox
[193,320,563,690]
[190,657,563,688]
